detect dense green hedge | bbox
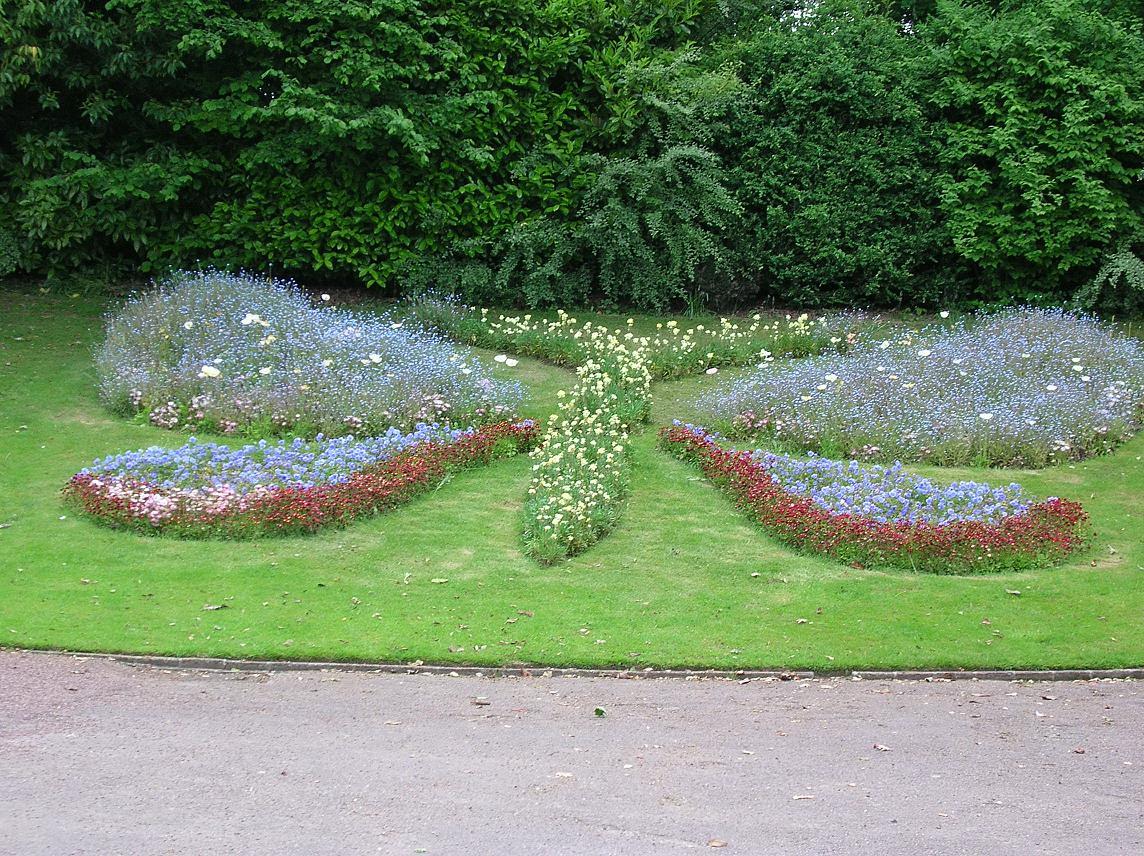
[2,0,1142,309]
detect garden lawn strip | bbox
[1,293,1143,671]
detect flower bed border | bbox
[659,424,1089,573]
[64,421,538,538]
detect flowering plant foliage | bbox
[523,325,651,563]
[403,293,874,379]
[64,421,538,537]
[700,309,1144,467]
[659,423,1089,573]
[97,271,522,438]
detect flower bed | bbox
[700,308,1144,467]
[64,421,537,537]
[659,423,1089,573]
[522,329,650,563]
[98,271,522,437]
[402,293,875,379]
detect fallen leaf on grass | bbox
[430,578,448,584]
[1005,589,1021,596]
[202,603,228,611]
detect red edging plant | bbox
[64,421,538,538]
[659,424,1089,573]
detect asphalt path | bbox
[1,650,1140,855]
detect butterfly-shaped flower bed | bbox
[64,420,538,537]
[659,423,1088,573]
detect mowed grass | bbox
[1,292,1142,671]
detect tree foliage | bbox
[2,0,1143,310]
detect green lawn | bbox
[1,292,1141,671]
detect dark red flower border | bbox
[659,424,1089,573]
[64,421,539,538]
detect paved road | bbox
[1,650,1141,855]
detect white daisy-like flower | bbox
[183,321,194,330]
[321,293,331,302]
[505,358,519,368]
[259,367,272,376]
[705,367,718,375]
[917,349,931,357]
[198,365,221,378]
[939,310,950,319]
[494,354,508,363]
[979,412,993,421]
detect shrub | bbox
[699,308,1144,467]
[923,0,1144,302]
[97,271,522,437]
[660,423,1090,573]
[704,0,958,307]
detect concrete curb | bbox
[12,649,1142,682]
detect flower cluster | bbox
[97,271,522,438]
[64,421,538,536]
[403,293,873,379]
[659,424,1089,573]
[523,326,652,563]
[700,308,1144,467]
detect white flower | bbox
[1046,384,1057,391]
[879,340,891,350]
[321,293,331,302]
[979,412,993,421]
[824,373,839,383]
[494,354,508,363]
[917,349,931,358]
[939,310,950,319]
[1072,364,1083,372]
[198,365,221,378]
[241,313,261,326]
[505,358,519,368]
[259,366,272,376]
[183,321,194,330]
[705,367,718,375]
[368,353,383,364]
[322,359,333,367]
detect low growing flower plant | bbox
[64,420,538,537]
[659,423,1089,573]
[699,308,1144,467]
[98,271,523,438]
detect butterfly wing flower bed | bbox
[660,423,1089,573]
[64,421,537,537]
[699,309,1144,467]
[98,271,522,437]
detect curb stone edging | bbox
[9,650,1143,682]
[851,669,1144,682]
